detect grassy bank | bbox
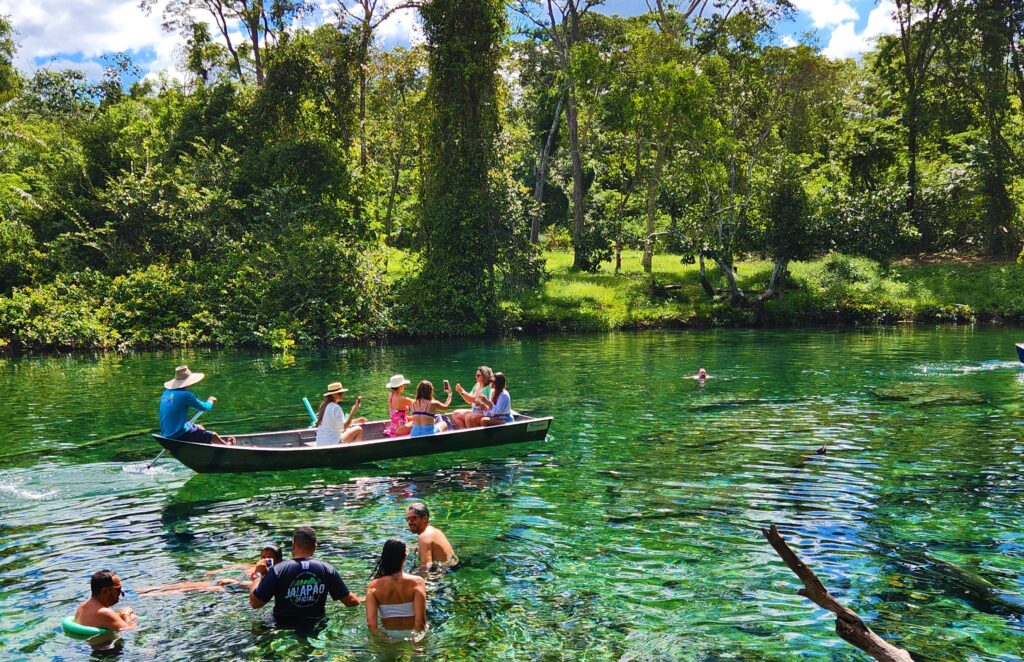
[496,251,1024,331]
[2,249,1021,352]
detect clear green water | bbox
[2,329,1023,661]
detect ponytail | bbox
[316,396,330,427]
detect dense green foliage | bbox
[411,0,506,334]
[2,2,1024,350]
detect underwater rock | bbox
[873,383,985,406]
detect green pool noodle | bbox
[302,397,317,427]
[62,616,111,639]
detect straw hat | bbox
[164,365,205,390]
[323,382,349,396]
[386,374,411,389]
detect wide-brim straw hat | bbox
[324,382,349,396]
[386,374,411,389]
[165,365,205,390]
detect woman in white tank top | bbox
[365,538,427,636]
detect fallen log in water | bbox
[761,523,913,662]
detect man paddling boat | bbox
[159,365,235,445]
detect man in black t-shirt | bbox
[249,527,362,625]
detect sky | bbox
[0,0,898,83]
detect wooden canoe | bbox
[152,414,554,473]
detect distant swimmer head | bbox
[261,546,283,564]
[697,368,707,379]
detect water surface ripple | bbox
[1,329,1023,660]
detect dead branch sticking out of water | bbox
[761,523,913,662]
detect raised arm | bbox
[186,392,215,412]
[343,397,362,431]
[454,384,476,406]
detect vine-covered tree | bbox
[414,0,505,333]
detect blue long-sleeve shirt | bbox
[159,389,213,438]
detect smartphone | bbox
[443,379,450,391]
[265,558,274,569]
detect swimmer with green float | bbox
[64,570,137,639]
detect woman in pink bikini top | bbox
[383,374,413,437]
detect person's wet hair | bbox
[293,527,317,550]
[91,570,116,597]
[262,545,283,563]
[370,538,407,579]
[407,502,429,519]
[415,380,433,401]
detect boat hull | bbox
[153,416,553,473]
[1016,343,1024,364]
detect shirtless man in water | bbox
[405,502,455,568]
[74,570,138,631]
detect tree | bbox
[415,0,505,333]
[337,0,420,174]
[517,0,603,270]
[0,14,19,105]
[889,0,949,245]
[141,0,309,84]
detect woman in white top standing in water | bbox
[315,381,366,445]
[365,538,426,637]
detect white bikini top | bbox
[378,601,415,619]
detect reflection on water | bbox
[1,329,1024,659]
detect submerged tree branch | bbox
[761,524,913,662]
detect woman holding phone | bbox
[315,381,366,445]
[452,366,494,429]
[409,380,452,437]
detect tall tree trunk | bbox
[531,93,563,243]
[212,4,246,83]
[245,4,264,85]
[906,95,922,244]
[698,253,714,297]
[763,257,788,300]
[383,142,407,243]
[567,85,586,270]
[642,117,672,273]
[359,20,371,172]
[979,0,1018,256]
[713,254,745,305]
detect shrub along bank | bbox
[0,250,1021,351]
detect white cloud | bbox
[789,0,858,29]
[1,0,421,82]
[780,34,798,48]
[821,2,897,60]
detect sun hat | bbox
[164,365,205,390]
[386,374,411,389]
[323,382,349,396]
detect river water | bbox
[1,329,1023,660]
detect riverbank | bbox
[1,250,1021,351]
[502,251,1023,331]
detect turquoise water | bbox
[1,329,1023,660]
